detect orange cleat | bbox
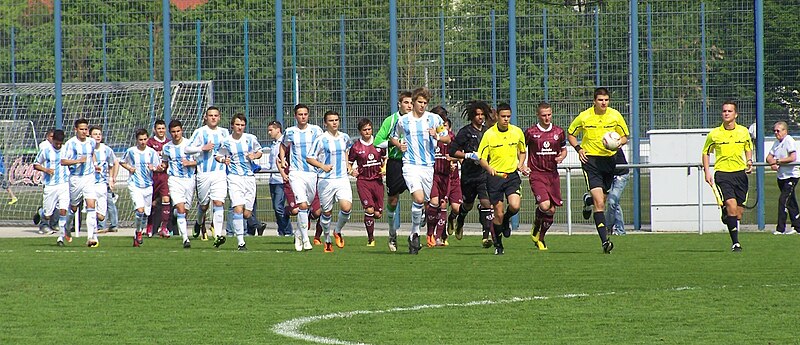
[334,233,345,248]
[313,237,322,246]
[426,235,435,248]
[324,242,334,253]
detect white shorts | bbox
[168,176,196,206]
[128,185,154,215]
[69,174,97,206]
[196,170,227,206]
[228,175,257,211]
[403,165,434,200]
[318,177,353,212]
[289,171,317,206]
[43,183,70,217]
[94,182,108,217]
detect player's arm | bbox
[214,143,231,165]
[247,137,263,161]
[516,132,529,175]
[431,124,450,143]
[477,136,496,176]
[701,135,714,185]
[347,146,359,177]
[373,115,394,149]
[745,149,753,174]
[108,151,119,188]
[34,151,54,175]
[567,133,588,164]
[305,139,330,172]
[60,143,85,166]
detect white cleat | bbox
[785,229,798,235]
[303,239,313,251]
[294,234,303,252]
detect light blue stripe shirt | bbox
[188,125,230,174]
[393,111,447,167]
[94,144,117,184]
[283,124,323,173]
[266,135,284,184]
[122,146,160,188]
[310,131,352,179]
[218,133,262,177]
[162,139,196,179]
[63,137,95,176]
[36,145,69,186]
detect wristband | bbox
[574,145,582,151]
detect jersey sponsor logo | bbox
[367,153,374,160]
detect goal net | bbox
[0,81,213,227]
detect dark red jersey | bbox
[348,138,385,181]
[524,123,566,173]
[147,136,168,177]
[433,133,455,176]
[449,160,460,182]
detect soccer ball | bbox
[602,131,621,150]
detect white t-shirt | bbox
[769,134,800,179]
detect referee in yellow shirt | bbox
[567,88,629,254]
[478,103,528,255]
[702,101,753,252]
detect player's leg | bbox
[317,179,335,251]
[499,174,522,238]
[210,171,228,245]
[333,179,353,249]
[426,176,444,247]
[385,159,406,241]
[357,179,375,245]
[445,178,462,239]
[776,178,790,234]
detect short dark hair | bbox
[324,110,339,122]
[154,119,166,127]
[357,118,372,131]
[722,100,738,112]
[430,105,448,119]
[74,118,88,128]
[594,87,610,99]
[496,102,512,114]
[268,120,283,131]
[398,91,413,101]
[537,102,551,114]
[52,129,65,142]
[294,103,309,114]
[45,128,55,136]
[135,128,149,139]
[168,119,183,130]
[206,106,220,114]
[231,113,247,125]
[444,117,452,128]
[88,125,102,134]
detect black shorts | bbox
[385,158,408,197]
[460,175,489,204]
[582,156,616,193]
[714,171,748,206]
[486,171,522,205]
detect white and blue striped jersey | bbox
[217,133,262,177]
[392,111,448,167]
[309,131,352,179]
[94,143,117,184]
[162,139,196,179]
[188,125,230,174]
[122,146,160,188]
[62,137,96,176]
[266,135,284,184]
[283,124,323,173]
[36,145,69,186]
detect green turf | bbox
[1,232,798,344]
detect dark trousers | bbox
[777,177,800,232]
[270,183,293,235]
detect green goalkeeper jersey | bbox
[374,111,404,160]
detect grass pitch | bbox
[1,232,797,344]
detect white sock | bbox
[297,209,310,241]
[321,214,332,243]
[411,202,423,235]
[387,206,396,236]
[177,212,188,241]
[58,214,67,237]
[135,211,146,233]
[233,212,245,246]
[86,208,97,241]
[212,205,224,238]
[335,210,350,234]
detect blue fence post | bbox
[149,22,156,126]
[54,0,63,130]
[439,11,446,104]
[275,0,284,124]
[755,0,765,230]
[244,19,250,125]
[102,23,109,133]
[195,20,203,126]
[389,0,398,112]
[630,0,641,231]
[291,16,298,106]
[10,26,17,121]
[339,15,347,130]
[647,4,654,132]
[542,8,549,102]
[508,0,517,125]
[162,0,171,126]
[594,5,600,87]
[701,3,708,128]
[491,10,497,108]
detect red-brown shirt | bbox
[147,136,168,177]
[348,139,385,181]
[524,123,566,173]
[434,133,455,176]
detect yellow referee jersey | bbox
[478,124,526,173]
[702,124,752,172]
[567,106,630,157]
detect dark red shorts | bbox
[152,172,169,200]
[356,178,384,213]
[430,173,450,201]
[448,177,463,204]
[284,182,321,211]
[530,171,562,206]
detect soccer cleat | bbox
[388,235,397,252]
[443,239,449,246]
[87,240,99,248]
[408,234,421,255]
[237,244,247,251]
[335,233,345,248]
[183,240,191,249]
[213,235,227,248]
[294,235,303,252]
[786,229,798,235]
[447,217,455,236]
[133,237,141,247]
[200,227,209,241]
[773,230,785,235]
[613,228,626,236]
[481,237,494,248]
[66,235,72,243]
[146,224,153,238]
[530,225,540,244]
[536,240,548,251]
[324,242,334,253]
[107,227,118,233]
[367,239,376,247]
[455,217,465,240]
[160,228,170,238]
[494,245,504,255]
[37,227,47,235]
[582,193,593,220]
[731,242,742,252]
[8,197,18,205]
[303,239,313,251]
[502,222,512,238]
[57,239,64,247]
[426,235,435,248]
[313,237,322,245]
[192,223,201,239]
[33,208,42,225]
[136,231,143,245]
[602,240,614,254]
[257,222,267,236]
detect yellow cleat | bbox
[366,239,376,247]
[87,240,99,248]
[8,197,18,205]
[536,240,548,251]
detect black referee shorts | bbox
[714,170,748,206]
[486,171,521,205]
[460,175,489,204]
[385,158,408,197]
[582,155,616,193]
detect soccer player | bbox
[161,120,197,248]
[39,128,55,151]
[449,100,495,247]
[307,111,353,253]
[280,103,323,252]
[120,129,162,247]
[374,91,414,252]
[702,101,753,252]
[146,119,172,238]
[477,103,527,255]
[33,129,70,246]
[349,118,385,247]
[767,121,800,235]
[61,118,99,247]
[567,87,629,254]
[216,113,262,251]
[186,106,230,247]
[266,121,293,236]
[525,102,567,251]
[444,118,464,245]
[427,106,457,247]
[389,87,450,254]
[89,126,119,235]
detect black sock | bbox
[478,208,492,237]
[593,211,608,243]
[502,207,518,228]
[726,215,739,244]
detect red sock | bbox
[435,209,447,239]
[160,202,171,231]
[314,219,323,239]
[364,213,375,241]
[426,204,438,236]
